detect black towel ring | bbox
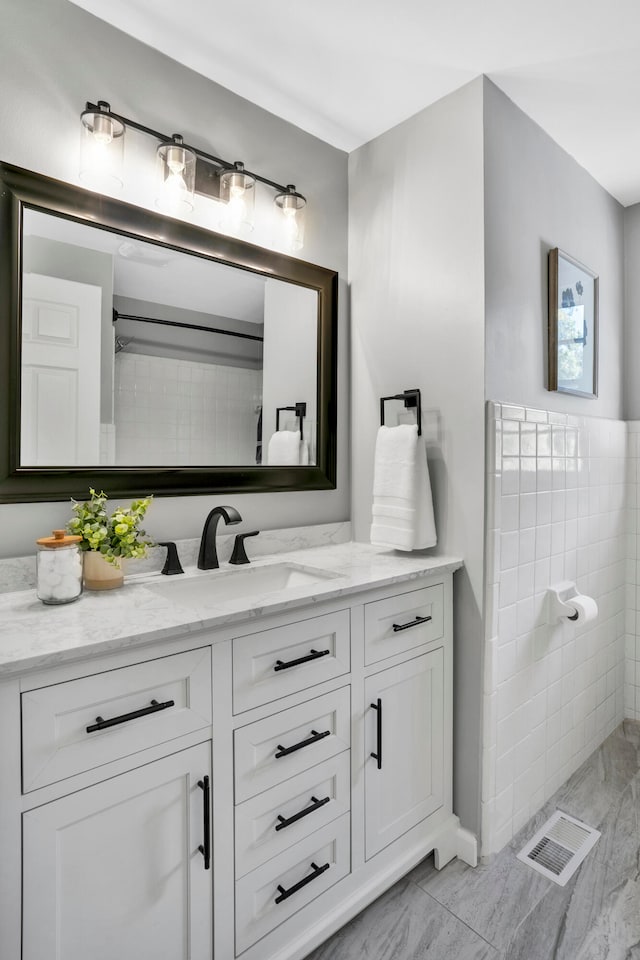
[276,402,307,440]
[379,389,422,436]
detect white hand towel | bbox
[370,424,437,551]
[267,430,301,465]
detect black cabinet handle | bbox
[275,795,331,832]
[274,861,330,904]
[198,775,211,870]
[86,698,175,733]
[274,648,331,672]
[275,729,331,759]
[370,699,382,770]
[392,614,432,632]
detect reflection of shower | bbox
[114,335,134,354]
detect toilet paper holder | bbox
[547,581,595,622]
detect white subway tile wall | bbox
[482,402,626,857]
[113,353,262,466]
[626,422,640,722]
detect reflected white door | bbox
[21,273,102,465]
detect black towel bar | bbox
[379,388,422,436]
[276,401,307,440]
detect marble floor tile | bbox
[510,723,640,854]
[304,879,499,960]
[304,722,640,960]
[502,852,640,960]
[409,851,554,951]
[573,867,640,960]
[593,775,640,873]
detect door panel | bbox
[21,273,102,465]
[22,742,212,960]
[364,650,444,859]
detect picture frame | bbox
[548,247,598,398]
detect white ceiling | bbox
[70,0,640,205]
[24,208,266,323]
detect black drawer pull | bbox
[197,775,211,870]
[392,614,432,632]
[275,795,331,831]
[370,699,382,770]
[275,861,330,904]
[274,648,331,672]
[86,698,175,733]
[275,729,331,759]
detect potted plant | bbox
[67,488,154,590]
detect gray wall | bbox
[349,79,486,835]
[484,79,625,417]
[625,204,640,418]
[113,296,263,369]
[0,0,348,557]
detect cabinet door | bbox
[23,742,212,960]
[364,649,444,860]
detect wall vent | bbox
[516,810,600,886]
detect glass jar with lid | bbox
[36,530,83,604]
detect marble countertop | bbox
[0,542,462,679]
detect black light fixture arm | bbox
[84,100,298,196]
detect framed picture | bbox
[548,248,598,398]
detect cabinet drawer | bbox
[22,648,212,792]
[364,584,444,665]
[235,753,350,878]
[235,813,350,954]
[232,610,350,714]
[234,687,350,803]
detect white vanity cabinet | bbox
[364,649,445,859]
[22,742,213,960]
[0,563,474,960]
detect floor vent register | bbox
[516,810,600,886]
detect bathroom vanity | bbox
[0,543,475,960]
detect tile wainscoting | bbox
[482,402,627,856]
[625,422,640,722]
[113,352,262,467]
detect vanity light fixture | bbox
[79,100,306,249]
[156,135,196,215]
[218,161,256,233]
[79,101,125,190]
[275,185,306,252]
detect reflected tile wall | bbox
[114,353,262,467]
[483,402,626,857]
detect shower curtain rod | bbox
[112,309,264,343]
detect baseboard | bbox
[456,826,478,867]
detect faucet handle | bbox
[158,541,184,576]
[229,531,260,565]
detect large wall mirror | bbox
[0,164,337,502]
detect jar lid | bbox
[36,529,83,548]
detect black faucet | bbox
[197,505,242,570]
[158,541,184,575]
[229,530,260,565]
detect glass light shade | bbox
[156,136,196,216]
[79,102,125,191]
[219,162,255,234]
[275,185,306,252]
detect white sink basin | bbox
[145,562,339,608]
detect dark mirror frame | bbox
[0,163,337,503]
